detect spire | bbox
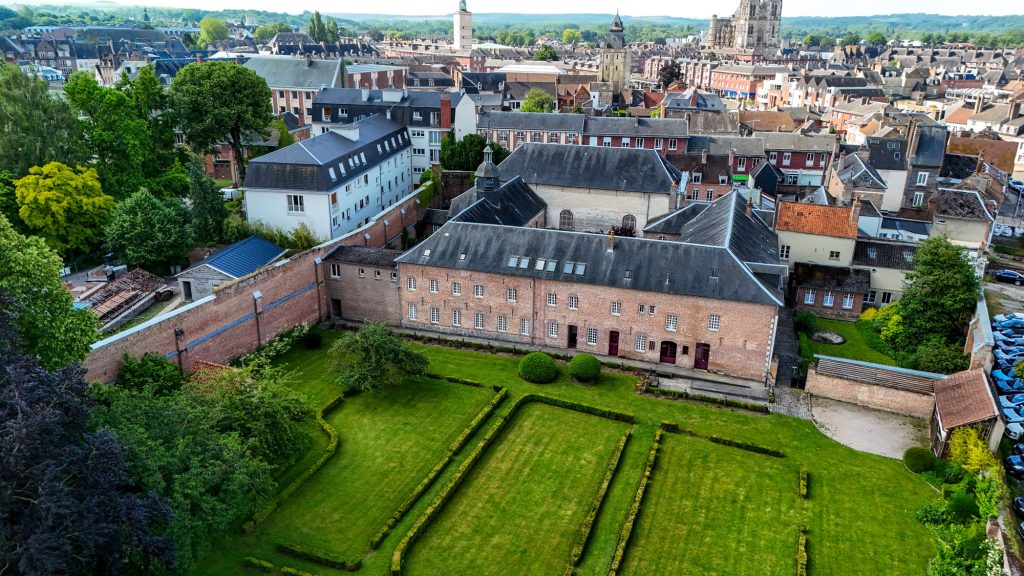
[475,144,500,194]
[611,10,624,31]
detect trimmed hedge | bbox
[799,467,809,499]
[569,354,602,383]
[608,426,665,576]
[679,428,785,459]
[518,351,559,383]
[390,393,635,575]
[248,393,347,528]
[369,388,508,549]
[564,428,633,575]
[903,447,937,474]
[796,526,808,576]
[423,372,502,392]
[242,557,275,573]
[276,541,361,571]
[279,568,314,576]
[646,386,770,414]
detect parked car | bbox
[995,378,1024,395]
[1012,443,1024,457]
[1004,406,1024,422]
[1001,395,1024,408]
[1010,178,1024,192]
[1006,422,1024,440]
[1015,497,1024,517]
[1007,455,1024,479]
[994,270,1024,286]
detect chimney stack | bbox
[701,147,708,164]
[745,196,753,218]
[196,52,204,64]
[976,150,985,174]
[607,230,615,252]
[305,53,312,67]
[974,96,984,114]
[850,197,862,223]
[728,147,735,170]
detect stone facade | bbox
[806,368,935,418]
[705,0,782,57]
[177,264,233,303]
[598,14,630,93]
[397,262,778,382]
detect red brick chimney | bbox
[439,91,452,129]
[701,148,708,164]
[607,230,615,252]
[196,52,204,64]
[976,150,985,174]
[850,197,861,223]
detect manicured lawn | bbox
[197,331,936,576]
[803,318,898,366]
[621,433,805,576]
[403,402,629,575]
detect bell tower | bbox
[453,0,473,50]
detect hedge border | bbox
[564,427,633,576]
[646,385,770,414]
[275,541,361,571]
[242,556,275,573]
[674,426,786,459]
[369,388,508,549]
[390,393,636,575]
[799,467,809,499]
[607,425,667,576]
[796,526,809,576]
[248,392,348,528]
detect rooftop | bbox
[324,245,402,268]
[776,202,859,239]
[495,143,681,194]
[792,263,870,292]
[852,239,918,271]
[934,188,992,221]
[186,236,287,279]
[934,369,997,430]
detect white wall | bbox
[245,188,332,240]
[529,184,672,232]
[877,169,909,212]
[454,97,477,139]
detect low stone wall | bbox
[806,368,934,418]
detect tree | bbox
[105,190,193,272]
[197,16,228,47]
[0,299,175,575]
[172,61,272,185]
[562,28,581,45]
[0,170,21,232]
[253,21,292,41]
[187,162,227,244]
[329,322,428,392]
[440,133,509,171]
[520,88,555,113]
[0,64,84,177]
[866,31,887,45]
[116,352,185,396]
[533,45,558,61]
[841,31,862,46]
[658,60,681,88]
[325,18,341,43]
[0,216,98,369]
[915,340,969,374]
[15,162,114,257]
[900,237,980,346]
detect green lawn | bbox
[403,402,629,575]
[197,331,936,576]
[621,433,805,576]
[804,318,898,366]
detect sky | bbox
[27,0,1023,18]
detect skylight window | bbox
[423,249,431,256]
[535,258,546,270]
[508,256,518,267]
[574,263,586,275]
[546,260,557,272]
[518,257,529,269]
[563,261,574,274]
[624,270,633,279]
[459,253,466,260]
[328,167,337,181]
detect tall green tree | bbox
[0,215,98,369]
[533,45,558,61]
[197,16,229,47]
[440,133,509,171]
[865,31,887,45]
[900,237,981,346]
[329,322,427,392]
[187,162,228,244]
[562,28,581,45]
[307,11,327,43]
[0,64,84,177]
[15,162,115,257]
[325,18,341,43]
[253,21,292,41]
[105,189,193,272]
[171,61,272,185]
[520,88,555,113]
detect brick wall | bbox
[806,368,934,418]
[83,187,427,382]
[325,262,401,324]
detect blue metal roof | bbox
[204,236,286,279]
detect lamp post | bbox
[252,291,263,346]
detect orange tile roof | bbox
[934,369,996,430]
[775,202,859,239]
[944,106,974,125]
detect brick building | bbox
[323,245,403,323]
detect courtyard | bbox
[196,330,937,576]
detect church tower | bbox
[598,12,630,93]
[453,0,473,50]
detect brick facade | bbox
[325,262,401,324]
[794,287,864,320]
[806,368,935,418]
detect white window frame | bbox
[666,314,678,332]
[828,250,840,261]
[407,277,417,291]
[668,138,678,150]
[506,288,517,302]
[330,263,342,278]
[708,314,721,332]
[287,194,305,213]
[782,152,791,166]
[635,334,647,352]
[916,171,929,186]
[804,289,816,305]
[430,307,440,324]
[474,312,484,329]
[451,282,462,296]
[586,327,598,345]
[842,292,854,309]
[429,279,438,293]
[548,321,558,338]
[547,293,557,306]
[497,315,508,333]
[474,284,484,298]
[611,301,622,315]
[823,290,835,307]
[520,318,530,335]
[408,304,417,320]
[913,191,924,207]
[452,309,462,326]
[568,295,579,310]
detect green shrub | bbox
[302,331,323,350]
[799,467,809,499]
[276,541,361,571]
[904,447,937,474]
[565,429,631,574]
[117,352,184,396]
[915,340,969,374]
[947,490,980,522]
[569,353,601,382]
[518,351,558,383]
[793,311,818,334]
[915,499,948,524]
[935,460,966,483]
[608,427,665,576]
[242,557,275,573]
[796,527,808,576]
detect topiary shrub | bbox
[518,352,558,384]
[302,330,323,350]
[569,354,601,383]
[904,447,937,474]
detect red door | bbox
[608,331,619,357]
[694,343,710,371]
[659,341,677,364]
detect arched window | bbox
[559,209,574,230]
[621,214,636,231]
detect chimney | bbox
[974,96,984,114]
[607,230,615,252]
[701,148,708,164]
[976,149,985,174]
[235,55,243,65]
[440,90,452,129]
[689,88,698,107]
[728,147,735,170]
[745,196,753,218]
[305,53,312,67]
[850,197,861,223]
[196,52,204,64]
[1007,99,1020,123]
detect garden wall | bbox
[83,188,426,382]
[806,368,935,418]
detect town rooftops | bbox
[865,137,907,170]
[662,89,726,112]
[776,202,859,239]
[451,177,547,227]
[852,239,918,271]
[495,143,682,194]
[675,192,782,268]
[183,236,287,279]
[396,220,783,306]
[755,132,836,153]
[792,263,870,293]
[477,111,585,132]
[687,135,765,157]
[313,87,454,109]
[242,55,342,89]
[934,369,997,430]
[245,114,408,192]
[324,245,402,268]
[582,116,690,138]
[934,188,993,221]
[643,202,710,234]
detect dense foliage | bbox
[518,351,558,383]
[901,237,981,346]
[904,447,937,473]
[0,64,84,177]
[569,353,601,382]
[440,133,509,171]
[330,323,429,392]
[14,162,114,257]
[105,189,193,272]
[520,88,555,113]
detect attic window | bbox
[535,258,546,270]
[903,251,914,263]
[339,163,346,176]
[360,153,367,164]
[328,167,337,181]
[710,268,719,278]
[867,248,878,259]
[563,261,575,273]
[546,260,557,272]
[574,263,586,275]
[459,253,466,260]
[507,256,518,267]
[625,270,633,279]
[518,257,529,269]
[894,152,901,160]
[423,249,431,256]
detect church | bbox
[702,0,782,60]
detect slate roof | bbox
[865,137,908,171]
[324,245,402,268]
[242,56,342,89]
[314,87,450,109]
[687,135,765,157]
[662,89,726,112]
[395,221,783,306]
[190,236,287,279]
[642,203,710,234]
[494,143,681,194]
[934,369,997,430]
[881,217,931,236]
[451,177,547,227]
[582,116,690,138]
[245,115,409,192]
[910,123,947,167]
[852,239,918,271]
[941,153,980,180]
[675,192,781,267]
[756,132,835,153]
[934,188,992,221]
[460,72,506,93]
[776,202,859,239]
[792,263,870,292]
[477,111,585,132]
[835,152,886,189]
[739,110,794,132]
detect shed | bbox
[930,369,1001,457]
[176,236,287,302]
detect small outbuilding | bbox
[930,369,1001,457]
[176,236,287,302]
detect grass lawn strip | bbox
[399,400,631,576]
[804,318,898,366]
[619,432,806,576]
[607,426,663,576]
